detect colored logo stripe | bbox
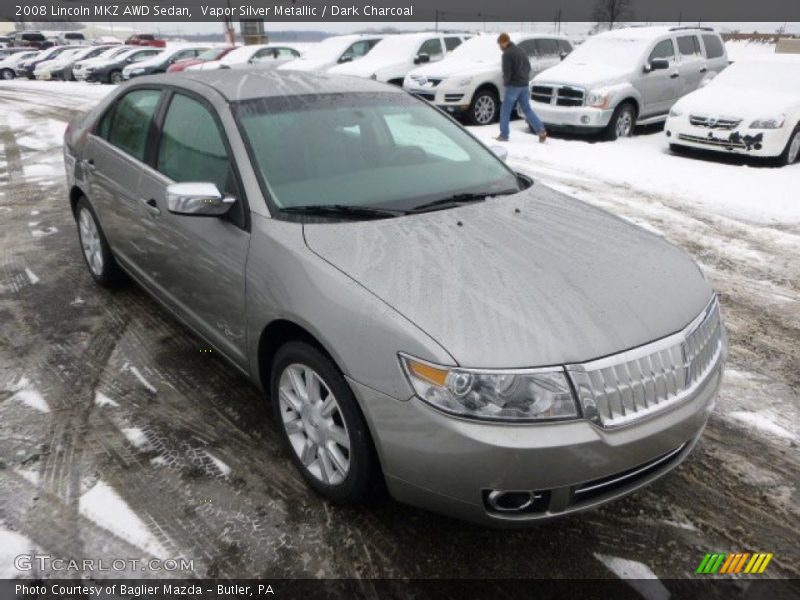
[697,552,773,574]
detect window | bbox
[170,49,197,63]
[131,50,157,63]
[518,40,538,60]
[105,89,161,161]
[702,34,725,59]
[343,40,374,60]
[444,37,462,51]
[253,47,298,62]
[534,39,560,57]
[157,94,234,198]
[677,35,702,57]
[648,39,676,62]
[558,39,573,55]
[418,38,444,60]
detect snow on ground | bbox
[594,554,670,600]
[78,480,169,558]
[6,377,49,413]
[0,526,33,578]
[725,39,780,62]
[0,79,114,103]
[471,125,800,225]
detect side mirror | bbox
[560,51,568,61]
[414,53,431,65]
[646,58,669,72]
[338,54,354,64]
[489,145,509,162]
[167,182,235,217]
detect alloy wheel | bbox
[788,131,800,164]
[474,95,496,125]
[616,109,634,137]
[78,208,104,276]
[278,364,351,486]
[1,69,13,80]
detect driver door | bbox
[134,91,251,367]
[636,38,681,118]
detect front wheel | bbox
[777,125,800,167]
[75,197,124,287]
[0,68,14,80]
[108,70,122,84]
[271,341,377,503]
[604,102,636,141]
[467,88,499,126]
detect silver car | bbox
[64,71,726,526]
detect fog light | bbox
[666,130,672,137]
[486,490,535,512]
[580,115,590,124]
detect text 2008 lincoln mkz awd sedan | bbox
[64,71,726,525]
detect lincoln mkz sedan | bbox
[64,71,726,525]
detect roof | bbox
[599,26,715,41]
[139,68,401,102]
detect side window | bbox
[518,40,537,60]
[648,39,676,62]
[418,38,444,60]
[702,34,725,59]
[558,39,573,55]
[105,89,161,161]
[157,94,235,198]
[677,35,702,57]
[534,39,560,57]
[130,51,154,63]
[344,40,373,59]
[444,37,462,51]
[171,49,196,62]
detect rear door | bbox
[135,91,250,366]
[700,33,728,73]
[85,88,164,265]
[636,37,682,117]
[676,34,706,93]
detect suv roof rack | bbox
[669,26,715,32]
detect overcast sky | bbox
[92,21,799,38]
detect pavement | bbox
[0,81,798,588]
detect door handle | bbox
[82,158,95,172]
[670,73,680,79]
[140,197,161,216]
[699,67,708,73]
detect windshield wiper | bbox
[409,189,519,214]
[279,204,405,220]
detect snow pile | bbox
[0,527,33,578]
[725,39,777,62]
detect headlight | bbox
[130,68,144,74]
[585,90,610,109]
[399,354,579,421]
[669,106,683,117]
[749,116,785,129]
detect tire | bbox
[776,124,800,167]
[467,88,499,126]
[604,102,636,141]
[108,70,122,84]
[0,68,14,80]
[271,341,377,503]
[75,197,124,287]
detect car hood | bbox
[280,58,335,72]
[303,185,712,368]
[409,58,497,80]
[534,61,632,88]
[328,57,407,77]
[674,84,799,120]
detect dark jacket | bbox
[501,43,532,87]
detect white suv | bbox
[530,26,729,140]
[327,32,470,85]
[403,33,573,125]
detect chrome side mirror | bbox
[489,145,509,162]
[166,182,235,216]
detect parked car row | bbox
[0,30,88,49]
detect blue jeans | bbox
[500,85,544,138]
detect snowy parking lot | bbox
[0,79,798,585]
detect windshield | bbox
[449,36,501,63]
[235,92,518,218]
[564,37,651,69]
[197,47,228,61]
[299,37,356,61]
[364,36,421,60]
[710,60,800,94]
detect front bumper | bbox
[530,102,615,132]
[350,357,721,526]
[34,70,52,80]
[665,116,789,157]
[405,85,471,114]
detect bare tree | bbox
[592,0,634,31]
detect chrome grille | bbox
[689,115,742,130]
[567,296,724,428]
[677,134,746,149]
[531,85,585,106]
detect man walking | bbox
[496,33,547,143]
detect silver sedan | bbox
[64,70,726,526]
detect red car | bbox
[125,34,166,48]
[166,46,236,73]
